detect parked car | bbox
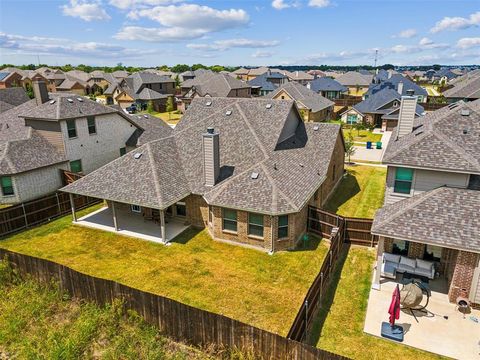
[126,104,137,114]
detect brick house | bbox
[62,97,345,252]
[371,97,480,307]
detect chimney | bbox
[306,82,311,90]
[32,80,49,105]
[397,89,417,139]
[397,81,404,95]
[203,127,220,187]
[388,71,392,79]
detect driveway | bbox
[350,131,392,163]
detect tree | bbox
[191,63,207,71]
[166,96,174,120]
[355,123,365,137]
[174,74,180,88]
[171,64,190,73]
[344,133,356,164]
[210,65,225,73]
[147,100,155,114]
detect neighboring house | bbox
[267,81,334,122]
[284,70,314,85]
[179,69,212,82]
[248,71,288,97]
[0,87,30,113]
[245,67,270,81]
[178,72,251,112]
[340,88,424,130]
[115,72,176,112]
[232,67,249,81]
[0,71,23,89]
[336,71,373,96]
[365,74,428,103]
[112,70,129,81]
[307,77,348,100]
[56,74,89,95]
[371,98,480,307]
[443,70,480,103]
[125,113,173,150]
[62,97,345,252]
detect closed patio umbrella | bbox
[388,284,401,327]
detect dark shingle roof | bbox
[372,187,480,253]
[383,99,480,174]
[366,74,428,97]
[308,77,347,93]
[62,97,342,215]
[182,73,250,97]
[126,113,173,147]
[353,88,424,116]
[266,82,334,112]
[247,72,286,91]
[0,87,30,109]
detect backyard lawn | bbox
[343,129,383,143]
[0,207,329,336]
[307,247,443,360]
[324,165,387,218]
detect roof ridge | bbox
[145,142,165,208]
[260,162,298,212]
[235,102,269,159]
[433,129,480,168]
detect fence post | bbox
[304,300,308,341]
[319,272,324,304]
[55,192,62,216]
[21,203,28,228]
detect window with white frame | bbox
[131,204,141,213]
[248,212,264,238]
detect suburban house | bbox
[61,97,345,252]
[335,71,373,97]
[248,71,288,97]
[340,88,424,130]
[179,69,212,82]
[307,77,348,100]
[115,72,176,112]
[365,74,428,103]
[443,69,480,103]
[284,70,314,85]
[0,87,30,113]
[232,67,249,81]
[0,70,23,89]
[371,97,480,308]
[266,82,334,122]
[178,72,251,112]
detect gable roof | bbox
[382,99,480,174]
[266,82,334,112]
[443,72,480,99]
[336,71,373,86]
[126,113,174,147]
[353,88,424,116]
[182,72,250,97]
[62,97,342,215]
[308,77,347,93]
[247,72,286,91]
[372,186,480,253]
[367,74,428,97]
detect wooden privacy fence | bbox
[287,222,345,342]
[307,206,378,247]
[0,192,100,237]
[0,249,349,360]
[333,97,362,107]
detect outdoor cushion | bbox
[381,261,397,279]
[416,259,434,271]
[414,267,433,279]
[397,263,415,274]
[383,253,401,263]
[400,256,416,268]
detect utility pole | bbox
[374,49,378,69]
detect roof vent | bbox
[460,109,470,116]
[77,97,83,102]
[143,114,148,118]
[205,101,212,106]
[414,131,424,136]
[49,100,55,105]
[133,152,143,159]
[67,98,73,103]
[266,103,272,109]
[463,128,469,135]
[299,163,304,167]
[313,125,319,131]
[251,172,259,179]
[225,110,232,116]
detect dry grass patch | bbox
[0,209,328,336]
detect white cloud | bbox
[187,38,280,51]
[308,0,331,8]
[108,0,179,10]
[117,4,249,41]
[430,11,480,33]
[393,28,417,39]
[252,50,274,58]
[272,0,290,10]
[419,37,433,46]
[456,37,480,49]
[61,0,110,21]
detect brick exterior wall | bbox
[384,237,394,253]
[185,194,209,228]
[407,242,425,259]
[448,250,479,303]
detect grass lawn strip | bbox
[0,208,328,336]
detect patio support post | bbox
[160,209,167,244]
[111,201,119,231]
[372,236,384,290]
[69,193,77,222]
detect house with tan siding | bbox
[62,97,345,252]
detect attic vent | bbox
[463,128,469,135]
[448,103,460,110]
[265,103,272,109]
[251,172,259,179]
[143,114,148,118]
[77,97,83,102]
[313,125,319,131]
[460,109,470,116]
[67,98,73,103]
[299,163,304,167]
[205,101,212,106]
[225,110,232,116]
[133,152,143,159]
[49,100,55,105]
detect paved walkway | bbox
[350,131,392,163]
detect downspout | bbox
[269,215,274,255]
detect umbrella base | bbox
[381,322,404,342]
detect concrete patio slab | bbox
[364,276,480,359]
[76,206,190,243]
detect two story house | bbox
[371,96,480,307]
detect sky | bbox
[0,0,479,67]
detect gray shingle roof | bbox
[137,87,169,100]
[372,186,480,253]
[383,99,480,174]
[0,87,30,109]
[266,82,334,112]
[62,97,342,215]
[182,72,250,97]
[247,72,286,91]
[336,71,373,86]
[366,74,428,97]
[308,77,347,93]
[443,72,480,99]
[126,113,173,147]
[353,88,424,116]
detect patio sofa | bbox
[381,252,435,280]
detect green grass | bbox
[343,129,383,143]
[0,208,329,336]
[324,165,386,218]
[0,261,213,359]
[307,247,442,360]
